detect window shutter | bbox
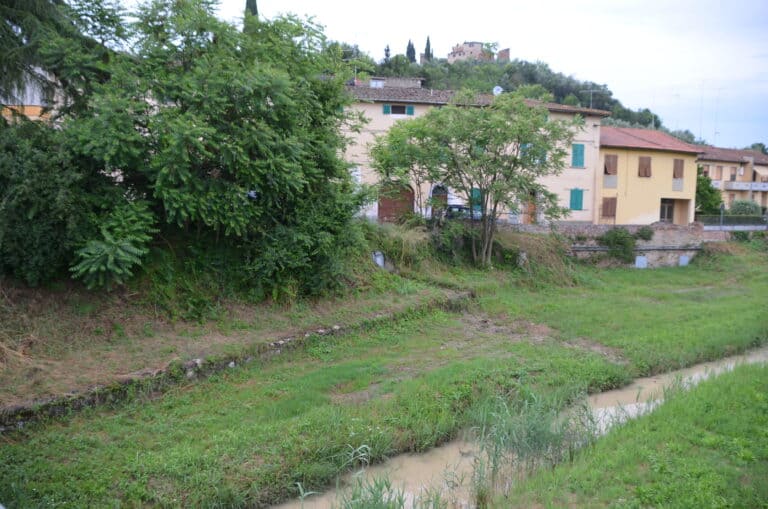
[673,159,684,179]
[604,154,618,175]
[602,197,617,217]
[383,104,391,115]
[638,156,652,177]
[406,105,415,116]
[570,189,584,210]
[571,144,585,167]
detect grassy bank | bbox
[503,362,768,508]
[1,242,767,507]
[0,311,627,507]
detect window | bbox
[602,197,617,218]
[604,154,618,175]
[660,199,674,223]
[702,164,710,177]
[715,166,723,180]
[730,167,737,181]
[569,188,584,211]
[383,104,414,116]
[571,144,585,168]
[638,156,652,177]
[673,159,684,179]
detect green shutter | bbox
[406,105,415,115]
[570,188,583,211]
[471,188,482,217]
[383,104,391,115]
[572,144,585,167]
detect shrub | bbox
[634,226,654,241]
[729,200,762,216]
[70,201,157,289]
[598,227,636,263]
[0,120,117,285]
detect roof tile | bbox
[600,126,701,154]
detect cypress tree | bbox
[424,36,432,62]
[245,0,258,17]
[384,44,390,63]
[406,40,415,63]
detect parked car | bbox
[445,204,482,220]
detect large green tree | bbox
[372,91,581,265]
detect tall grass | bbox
[467,392,597,506]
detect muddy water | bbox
[272,345,768,509]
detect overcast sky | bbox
[195,1,767,148]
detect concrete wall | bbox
[599,148,697,225]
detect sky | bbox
[172,1,768,149]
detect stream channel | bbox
[273,345,768,509]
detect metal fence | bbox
[696,215,767,226]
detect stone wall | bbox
[501,222,712,268]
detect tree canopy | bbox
[1,0,364,298]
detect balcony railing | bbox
[723,181,768,191]
[603,175,617,189]
[672,178,684,192]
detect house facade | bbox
[697,146,768,212]
[344,78,610,223]
[598,127,700,225]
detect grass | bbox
[0,312,627,507]
[0,269,453,406]
[479,243,768,375]
[1,242,767,507]
[502,363,768,508]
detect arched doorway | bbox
[430,185,448,218]
[378,183,414,222]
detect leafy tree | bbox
[748,142,767,155]
[371,91,581,266]
[729,200,762,216]
[406,39,416,63]
[695,166,723,215]
[2,0,364,296]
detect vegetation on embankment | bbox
[503,363,768,508]
[1,240,766,507]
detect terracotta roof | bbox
[346,86,611,117]
[600,126,702,154]
[697,146,768,165]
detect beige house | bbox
[344,78,610,223]
[697,146,768,212]
[599,127,700,225]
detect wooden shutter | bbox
[602,197,617,217]
[604,154,618,175]
[382,104,391,115]
[638,156,652,177]
[569,189,584,211]
[673,159,684,179]
[406,105,415,116]
[571,144,585,167]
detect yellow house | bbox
[345,78,610,223]
[599,127,700,225]
[697,146,768,212]
[1,81,51,121]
